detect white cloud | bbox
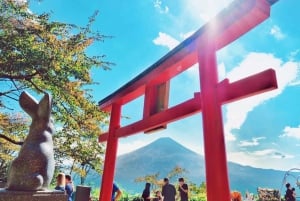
[239,137,266,147]
[153,32,179,50]
[280,126,300,139]
[185,64,199,85]
[180,31,195,40]
[182,0,234,22]
[153,0,169,14]
[270,25,285,40]
[218,62,226,80]
[252,149,276,156]
[184,62,226,92]
[228,149,295,170]
[225,132,236,141]
[152,30,197,51]
[290,80,300,86]
[117,139,151,155]
[175,61,225,95]
[288,49,300,61]
[224,52,299,141]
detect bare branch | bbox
[0,88,21,97]
[10,78,22,93]
[1,94,18,102]
[0,86,27,102]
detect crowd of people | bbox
[138,177,188,201]
[55,176,294,201]
[54,172,74,201]
[111,177,188,201]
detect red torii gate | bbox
[98,0,279,201]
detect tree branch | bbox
[25,79,45,93]
[0,72,39,80]
[0,134,23,146]
[0,88,22,97]
[10,78,22,93]
[0,93,18,102]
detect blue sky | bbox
[27,0,300,171]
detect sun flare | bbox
[184,0,235,22]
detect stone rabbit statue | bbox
[6,91,55,191]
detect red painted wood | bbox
[198,43,231,201]
[204,0,270,50]
[99,0,271,112]
[98,1,277,201]
[143,85,156,119]
[99,69,277,142]
[143,82,170,133]
[99,103,121,201]
[99,93,201,142]
[218,69,277,104]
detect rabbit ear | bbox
[37,93,52,120]
[19,91,39,118]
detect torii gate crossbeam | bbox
[98,0,279,201]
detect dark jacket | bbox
[162,184,176,201]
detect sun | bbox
[185,0,235,23]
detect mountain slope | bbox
[115,138,205,192]
[114,137,286,194]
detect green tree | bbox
[189,182,207,201]
[54,127,105,185]
[0,112,28,181]
[135,165,187,191]
[167,165,187,181]
[0,0,111,181]
[135,172,161,191]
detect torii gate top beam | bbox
[98,0,278,112]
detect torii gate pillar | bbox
[98,1,279,201]
[198,45,231,200]
[198,44,230,201]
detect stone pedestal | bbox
[0,182,5,188]
[0,188,67,201]
[74,185,91,201]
